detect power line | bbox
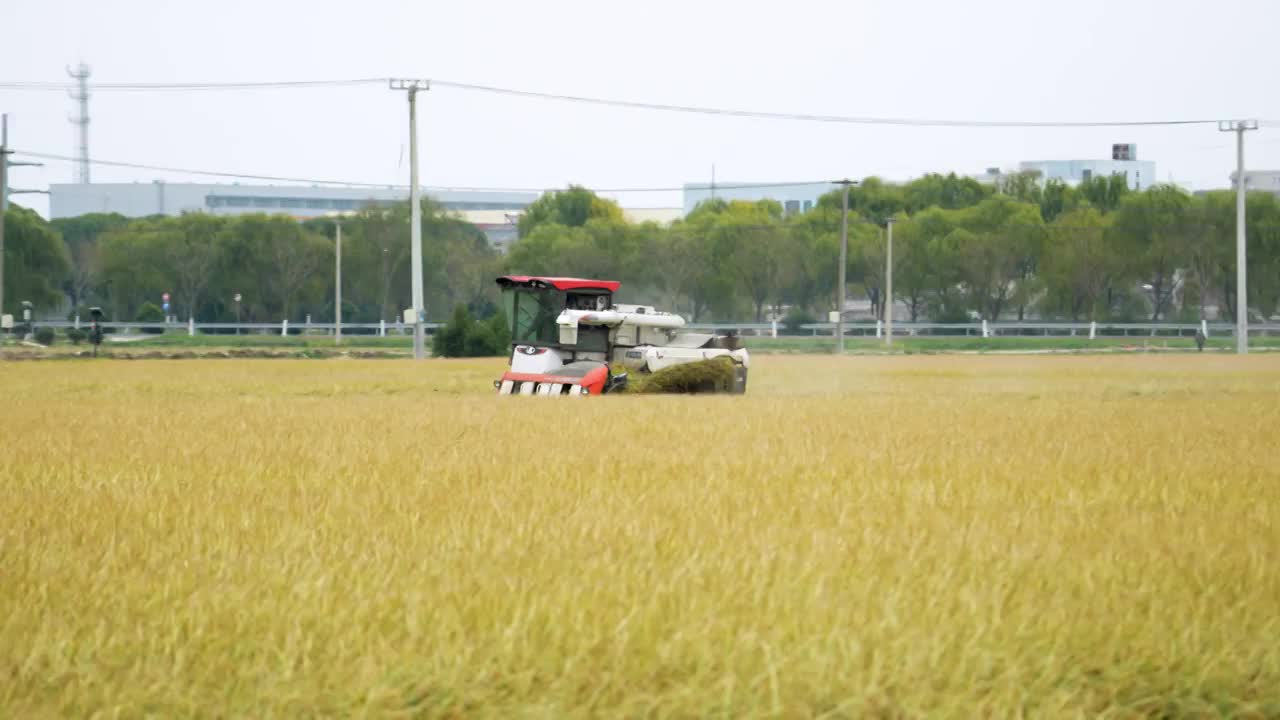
[0,75,1230,127]
[20,148,1261,198]
[430,79,1222,128]
[11,149,834,194]
[15,150,399,188]
[0,78,385,92]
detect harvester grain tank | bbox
[493,275,749,395]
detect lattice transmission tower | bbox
[67,62,91,183]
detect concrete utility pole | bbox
[0,114,42,345]
[390,79,429,359]
[885,217,895,347]
[1,114,9,340]
[1,113,7,213]
[67,63,92,184]
[2,114,47,354]
[835,179,856,353]
[334,220,342,346]
[1218,119,1259,354]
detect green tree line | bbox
[4,171,1280,325]
[508,177,1280,323]
[5,198,499,326]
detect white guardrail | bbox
[25,320,442,336]
[691,320,1279,338]
[13,318,1280,338]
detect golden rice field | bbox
[2,354,1279,718]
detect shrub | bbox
[1106,292,1148,323]
[782,308,816,335]
[432,305,473,358]
[463,323,498,357]
[34,327,56,346]
[931,304,972,324]
[486,309,511,351]
[136,302,166,334]
[66,328,87,345]
[432,306,510,358]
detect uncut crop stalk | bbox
[0,356,1277,716]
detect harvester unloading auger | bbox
[493,276,749,396]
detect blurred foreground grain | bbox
[2,355,1278,717]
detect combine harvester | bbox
[493,275,749,396]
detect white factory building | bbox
[1015,158,1156,190]
[1230,170,1280,196]
[48,181,537,218]
[682,181,840,216]
[48,181,538,250]
[973,145,1157,191]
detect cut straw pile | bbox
[620,356,737,394]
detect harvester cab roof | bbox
[495,275,619,294]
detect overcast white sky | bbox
[3,0,1279,217]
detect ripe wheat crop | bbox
[2,355,1279,717]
